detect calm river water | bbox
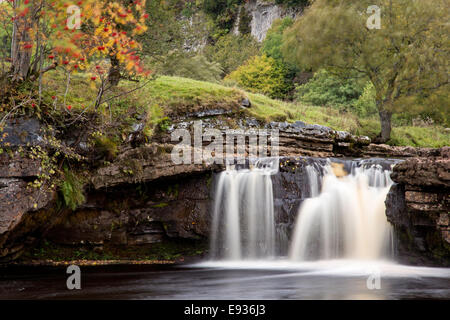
[1,260,449,300]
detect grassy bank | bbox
[41,72,449,148]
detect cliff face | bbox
[386,147,450,266]
[234,0,302,42]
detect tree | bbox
[3,0,149,85]
[225,54,290,99]
[203,33,260,77]
[282,0,449,143]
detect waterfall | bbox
[210,157,396,263]
[210,158,278,260]
[289,161,395,261]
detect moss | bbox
[122,159,144,180]
[93,135,119,161]
[152,202,169,208]
[206,173,213,189]
[20,239,208,262]
[167,184,179,199]
[426,230,450,261]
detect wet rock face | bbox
[44,175,212,247]
[2,118,43,147]
[0,152,56,262]
[386,147,450,266]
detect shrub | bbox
[262,17,299,99]
[238,7,252,35]
[295,69,364,109]
[274,0,310,6]
[202,0,242,31]
[353,82,378,117]
[225,55,290,99]
[203,34,261,77]
[262,17,295,62]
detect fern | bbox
[60,167,85,211]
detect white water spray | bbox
[210,159,278,260]
[289,162,395,261]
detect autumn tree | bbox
[2,0,149,86]
[282,0,449,143]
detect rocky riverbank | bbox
[386,147,450,266]
[0,110,448,266]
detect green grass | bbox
[124,76,245,116]
[42,70,98,109]
[390,126,450,148]
[40,72,449,148]
[243,91,449,148]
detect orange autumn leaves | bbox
[7,0,150,79]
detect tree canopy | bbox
[282,0,449,142]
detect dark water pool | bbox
[1,260,449,300]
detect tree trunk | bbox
[10,1,35,81]
[376,109,393,144]
[107,56,121,87]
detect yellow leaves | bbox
[105,38,115,48]
[126,61,135,72]
[116,52,125,63]
[94,26,103,36]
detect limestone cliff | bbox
[386,147,450,266]
[234,0,303,42]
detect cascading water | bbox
[210,158,278,260]
[289,160,395,261]
[210,157,397,262]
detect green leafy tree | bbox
[203,34,260,77]
[202,0,243,32]
[353,82,378,118]
[295,69,363,109]
[262,17,298,98]
[263,17,295,62]
[139,0,185,59]
[283,0,449,143]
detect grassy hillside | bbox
[41,73,450,148]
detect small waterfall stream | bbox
[210,158,279,260]
[210,157,397,262]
